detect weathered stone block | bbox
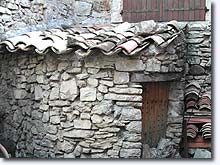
[42,111,49,123]
[187,31,204,38]
[90,72,109,79]
[36,75,45,84]
[92,100,112,115]
[104,93,142,101]
[120,107,141,121]
[40,104,49,111]
[91,114,103,124]
[41,139,54,148]
[64,153,75,158]
[49,87,59,100]
[126,121,142,133]
[74,119,91,129]
[169,89,184,101]
[186,38,204,44]
[80,113,91,120]
[14,89,27,99]
[50,116,60,125]
[79,141,90,148]
[87,78,98,87]
[60,79,78,101]
[57,62,69,72]
[91,153,108,158]
[98,84,108,93]
[99,80,114,87]
[116,102,143,108]
[60,141,74,153]
[93,133,114,139]
[49,72,60,81]
[63,130,94,138]
[49,100,70,106]
[32,110,43,120]
[109,87,142,94]
[131,73,182,82]
[66,67,82,74]
[122,142,142,149]
[160,66,169,72]
[13,110,24,128]
[123,132,141,142]
[168,101,184,117]
[189,65,205,75]
[47,125,58,134]
[90,141,112,149]
[107,149,119,157]
[61,121,74,128]
[76,73,89,80]
[145,58,161,72]
[115,59,145,72]
[61,72,71,81]
[99,127,120,133]
[114,71,129,84]
[80,87,96,101]
[35,85,43,101]
[119,149,141,158]
[187,23,207,31]
[87,68,100,74]
[97,92,104,101]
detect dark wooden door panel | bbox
[122,0,206,22]
[142,82,169,147]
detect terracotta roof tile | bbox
[0,20,183,56]
[187,124,199,139]
[201,123,211,139]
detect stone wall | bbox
[183,22,211,157]
[0,52,144,158]
[0,0,123,40]
[185,22,211,94]
[0,27,185,158]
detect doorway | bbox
[141,82,170,147]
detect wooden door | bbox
[122,0,206,22]
[142,82,169,147]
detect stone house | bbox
[0,0,211,159]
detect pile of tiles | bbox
[185,82,211,114]
[198,93,211,111]
[187,124,199,139]
[200,123,211,139]
[185,82,201,113]
[185,82,212,140]
[186,123,211,140]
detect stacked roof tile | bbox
[198,92,211,111]
[187,124,199,139]
[185,82,211,115]
[185,82,201,103]
[201,123,211,139]
[185,82,212,141]
[0,21,182,56]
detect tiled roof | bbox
[0,20,183,56]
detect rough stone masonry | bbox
[0,0,212,159]
[0,0,122,40]
[0,20,188,158]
